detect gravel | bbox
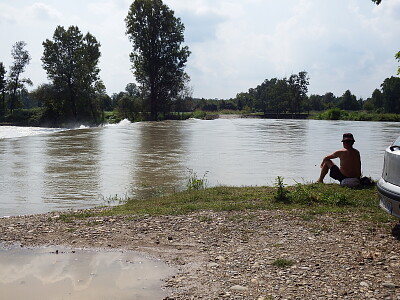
[1,208,400,299]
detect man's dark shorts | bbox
[329,165,347,182]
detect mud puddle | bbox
[0,245,173,300]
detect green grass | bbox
[312,109,400,122]
[272,258,295,268]
[109,183,390,221]
[57,182,394,225]
[189,109,263,120]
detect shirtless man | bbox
[317,133,361,183]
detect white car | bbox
[378,137,400,218]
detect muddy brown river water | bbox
[1,118,400,217]
[1,118,400,299]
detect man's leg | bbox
[317,160,334,183]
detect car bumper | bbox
[377,178,400,218]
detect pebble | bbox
[207,262,219,268]
[229,285,248,291]
[382,282,397,289]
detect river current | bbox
[1,118,399,217]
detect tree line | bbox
[194,74,400,116]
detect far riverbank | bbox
[3,108,400,128]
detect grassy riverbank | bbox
[64,183,393,224]
[190,109,400,122]
[312,108,400,122]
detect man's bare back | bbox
[332,147,361,178]
[317,133,361,183]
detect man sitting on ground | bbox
[317,133,361,184]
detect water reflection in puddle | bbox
[0,246,173,300]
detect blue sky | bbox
[1,0,399,99]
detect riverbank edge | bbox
[3,108,400,127]
[1,185,400,299]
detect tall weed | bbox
[274,176,290,203]
[186,169,208,191]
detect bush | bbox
[4,108,46,126]
[314,109,400,122]
[326,108,343,120]
[191,110,207,119]
[274,176,290,203]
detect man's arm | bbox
[320,150,341,167]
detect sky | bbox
[0,0,399,100]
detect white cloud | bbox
[29,3,63,21]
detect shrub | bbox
[191,110,207,119]
[186,169,208,191]
[272,258,295,268]
[274,176,290,203]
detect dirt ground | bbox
[1,208,400,299]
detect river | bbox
[1,118,399,217]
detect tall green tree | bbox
[236,92,255,112]
[119,83,143,120]
[42,25,102,123]
[125,82,140,97]
[125,0,191,120]
[8,41,32,113]
[322,92,337,109]
[371,88,383,111]
[381,76,400,113]
[308,94,324,111]
[0,62,6,115]
[268,78,290,116]
[288,71,309,113]
[172,74,193,113]
[251,78,276,113]
[339,90,360,110]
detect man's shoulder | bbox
[341,146,360,152]
[350,147,360,154]
[334,148,347,155]
[336,147,359,157]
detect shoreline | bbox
[1,207,400,299]
[3,111,400,130]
